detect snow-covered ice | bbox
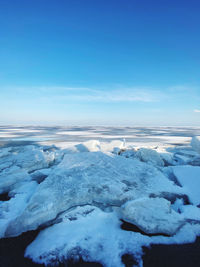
[191,136,200,154]
[172,165,200,206]
[120,197,185,236]
[25,206,149,267]
[0,180,38,237]
[5,150,183,237]
[24,204,200,267]
[1,129,200,266]
[24,205,200,267]
[135,148,164,167]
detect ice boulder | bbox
[120,197,185,236]
[74,140,101,152]
[0,145,55,173]
[30,168,52,184]
[0,180,38,237]
[118,148,136,158]
[0,145,56,193]
[5,151,182,237]
[0,147,12,159]
[191,136,200,154]
[159,152,174,166]
[135,148,164,167]
[0,166,30,194]
[167,144,200,166]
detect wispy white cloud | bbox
[5,84,199,105]
[58,88,162,103]
[194,109,200,113]
[8,86,164,103]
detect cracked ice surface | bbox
[1,137,200,266]
[0,145,59,237]
[0,145,55,194]
[5,151,183,237]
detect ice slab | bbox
[172,165,200,205]
[135,148,164,167]
[0,145,55,173]
[191,136,200,154]
[120,197,185,236]
[0,180,38,237]
[0,166,30,194]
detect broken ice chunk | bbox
[120,197,185,236]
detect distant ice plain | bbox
[1,125,200,149]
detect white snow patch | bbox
[25,206,148,267]
[172,165,200,205]
[25,205,200,267]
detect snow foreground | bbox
[0,137,200,266]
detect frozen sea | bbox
[1,125,200,148]
[1,126,200,267]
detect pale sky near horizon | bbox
[0,0,200,126]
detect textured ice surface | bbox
[5,151,183,237]
[0,166,30,194]
[120,197,185,235]
[1,136,200,266]
[118,148,165,167]
[159,152,174,166]
[30,168,52,184]
[0,145,55,194]
[167,145,200,166]
[0,180,38,237]
[191,136,200,154]
[135,148,164,167]
[0,145,55,173]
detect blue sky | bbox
[0,0,200,125]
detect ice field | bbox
[1,126,200,266]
